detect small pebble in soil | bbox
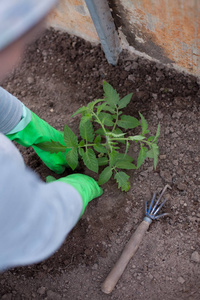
[37,287,46,295]
[178,276,185,284]
[191,251,200,263]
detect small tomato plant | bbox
[38,81,160,191]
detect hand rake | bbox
[102,184,171,294]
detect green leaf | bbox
[87,99,103,111]
[109,151,135,167]
[94,135,107,153]
[94,135,101,144]
[114,172,130,192]
[115,161,137,169]
[98,156,109,166]
[152,143,159,169]
[103,81,120,108]
[79,120,94,142]
[148,136,155,142]
[98,112,113,126]
[82,149,99,173]
[79,147,84,157]
[36,140,67,154]
[114,153,134,163]
[79,140,85,147]
[139,112,149,134]
[118,93,133,109]
[64,124,78,148]
[95,128,106,136]
[98,166,113,185]
[46,175,56,183]
[66,148,78,170]
[129,135,145,141]
[71,106,87,117]
[146,149,154,158]
[137,146,148,168]
[97,102,107,114]
[101,105,115,114]
[117,115,140,129]
[109,150,119,167]
[81,115,93,123]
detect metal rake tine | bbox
[145,201,148,214]
[154,212,171,220]
[153,197,168,216]
[151,185,171,214]
[148,192,157,213]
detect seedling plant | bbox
[38,81,160,192]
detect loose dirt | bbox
[0,29,200,300]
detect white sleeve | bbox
[0,135,83,271]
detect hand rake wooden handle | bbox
[101,220,150,294]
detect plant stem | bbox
[112,107,119,133]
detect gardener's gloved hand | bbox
[6,108,69,174]
[56,174,103,216]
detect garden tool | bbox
[102,184,171,294]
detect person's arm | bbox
[0,87,23,134]
[0,134,102,271]
[0,150,83,271]
[0,86,69,174]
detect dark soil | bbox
[0,28,200,300]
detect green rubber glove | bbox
[56,174,103,216]
[6,111,70,174]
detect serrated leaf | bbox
[115,153,134,163]
[115,161,137,169]
[146,149,154,158]
[98,112,113,126]
[64,124,78,148]
[129,135,145,141]
[36,140,67,153]
[66,148,78,170]
[103,81,120,108]
[79,147,84,157]
[94,135,101,144]
[97,156,109,166]
[79,140,85,147]
[71,106,87,117]
[102,105,116,114]
[148,136,155,142]
[82,149,98,173]
[94,135,107,153]
[117,115,140,129]
[109,150,119,167]
[79,120,94,142]
[139,112,149,134]
[46,175,56,183]
[87,99,103,111]
[97,102,107,114]
[81,115,93,123]
[137,146,148,168]
[114,172,130,192]
[118,93,133,109]
[98,166,113,185]
[152,143,159,169]
[95,128,106,136]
